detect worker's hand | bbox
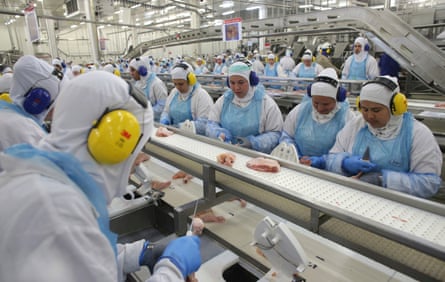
[358,172,383,186]
[159,117,170,125]
[139,240,167,272]
[236,137,252,149]
[300,156,325,169]
[342,155,376,175]
[159,235,201,279]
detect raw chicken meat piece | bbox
[246,157,280,173]
[155,126,174,137]
[216,152,236,167]
[196,209,225,223]
[172,171,193,183]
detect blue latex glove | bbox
[309,156,325,169]
[342,155,377,175]
[236,137,252,149]
[359,172,383,186]
[159,235,201,279]
[160,118,170,125]
[139,238,172,272]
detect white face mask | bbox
[367,114,403,140]
[311,103,340,124]
[232,85,255,107]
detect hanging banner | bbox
[24,4,40,42]
[223,18,242,42]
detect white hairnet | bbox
[52,59,62,67]
[72,65,81,73]
[267,54,275,60]
[311,68,339,100]
[10,55,62,123]
[360,75,399,111]
[39,71,154,203]
[302,50,312,61]
[129,58,148,75]
[103,64,114,73]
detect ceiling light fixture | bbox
[222,10,235,15]
[131,4,141,9]
[219,1,234,8]
[246,6,260,10]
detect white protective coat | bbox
[162,84,213,121]
[0,72,183,282]
[329,114,442,197]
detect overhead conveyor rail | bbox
[129,7,445,94]
[144,129,445,280]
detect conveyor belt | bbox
[146,131,445,263]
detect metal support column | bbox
[84,0,100,63]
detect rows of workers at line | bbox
[0,47,442,280]
[0,35,396,91]
[0,46,443,200]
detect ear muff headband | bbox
[87,81,147,164]
[23,68,63,115]
[226,60,259,87]
[135,58,148,76]
[361,77,407,115]
[87,109,142,164]
[173,63,197,86]
[306,75,346,102]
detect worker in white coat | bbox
[341,37,379,93]
[0,55,63,151]
[315,76,442,198]
[0,71,201,282]
[206,61,283,154]
[160,62,213,135]
[129,58,168,122]
[279,68,355,163]
[0,66,13,93]
[292,50,324,90]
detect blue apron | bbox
[169,85,196,125]
[296,63,316,90]
[347,55,368,80]
[352,112,413,172]
[265,63,280,89]
[295,100,348,157]
[220,89,265,144]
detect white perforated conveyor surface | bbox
[150,133,445,253]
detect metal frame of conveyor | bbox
[143,128,445,263]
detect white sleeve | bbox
[315,64,324,75]
[117,240,144,282]
[341,56,352,79]
[151,78,168,102]
[366,56,380,80]
[221,65,228,75]
[282,104,301,137]
[277,64,287,78]
[146,259,183,282]
[260,95,283,133]
[410,121,442,175]
[192,88,214,120]
[292,63,302,76]
[208,95,225,123]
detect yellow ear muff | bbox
[187,72,197,86]
[87,109,141,164]
[355,96,361,112]
[390,92,408,115]
[0,93,12,103]
[113,69,121,77]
